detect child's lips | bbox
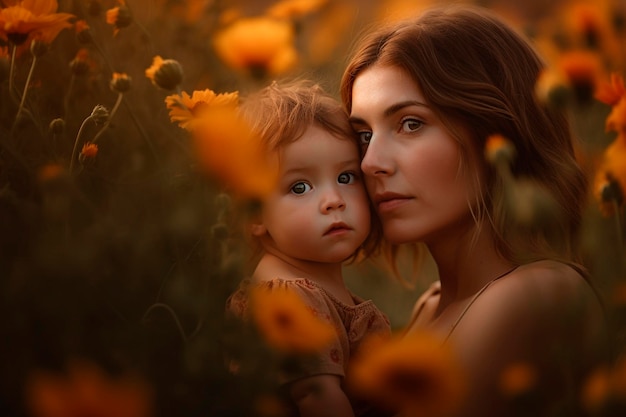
[324,222,351,236]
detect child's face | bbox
[253,124,371,264]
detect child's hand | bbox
[289,374,355,417]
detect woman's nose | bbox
[361,135,393,177]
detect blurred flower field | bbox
[0,0,626,416]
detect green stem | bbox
[63,74,76,119]
[8,44,16,97]
[69,115,95,174]
[141,303,187,342]
[122,98,160,163]
[13,55,37,125]
[92,92,123,144]
[614,199,624,259]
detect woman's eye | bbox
[337,172,356,185]
[401,118,423,132]
[358,131,372,145]
[290,182,311,195]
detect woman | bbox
[341,6,609,416]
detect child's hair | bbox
[341,6,587,278]
[237,79,382,265]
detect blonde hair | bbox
[341,6,587,277]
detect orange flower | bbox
[110,72,131,93]
[557,50,605,101]
[145,55,183,90]
[213,16,297,78]
[500,362,538,397]
[248,284,335,353]
[191,105,278,199]
[25,360,154,417]
[37,163,64,183]
[0,0,74,46]
[535,68,571,108]
[484,133,515,164]
[348,331,466,417]
[593,73,626,216]
[582,366,611,412]
[164,88,239,131]
[105,0,132,36]
[79,143,98,159]
[266,0,328,19]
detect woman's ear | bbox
[250,223,267,237]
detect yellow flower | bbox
[25,360,154,417]
[593,73,626,216]
[535,68,571,108]
[248,284,335,353]
[79,142,98,160]
[145,55,183,90]
[110,72,131,93]
[348,332,466,417]
[0,0,74,46]
[69,47,96,76]
[596,73,626,133]
[266,0,328,20]
[213,16,297,78]
[164,88,239,131]
[484,134,515,165]
[557,50,605,102]
[582,358,626,413]
[582,366,611,412]
[105,0,132,36]
[191,105,278,199]
[37,163,64,183]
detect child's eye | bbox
[290,182,311,195]
[401,118,424,133]
[337,172,356,185]
[358,131,372,145]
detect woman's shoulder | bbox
[489,259,596,305]
[462,259,604,334]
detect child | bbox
[226,80,391,417]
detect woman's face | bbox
[348,65,480,246]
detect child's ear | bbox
[250,223,267,237]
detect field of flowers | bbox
[0,0,625,416]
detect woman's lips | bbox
[374,192,412,214]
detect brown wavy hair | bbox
[340,6,587,271]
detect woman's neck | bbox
[428,224,515,311]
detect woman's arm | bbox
[289,374,355,417]
[449,261,607,417]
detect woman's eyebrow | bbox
[349,100,430,124]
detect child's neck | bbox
[253,252,355,305]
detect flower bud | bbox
[49,118,66,135]
[79,143,99,164]
[75,20,93,44]
[70,49,91,76]
[110,72,131,93]
[146,56,184,90]
[30,39,48,57]
[90,105,109,125]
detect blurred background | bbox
[0,0,625,416]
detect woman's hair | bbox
[236,79,382,264]
[341,6,588,269]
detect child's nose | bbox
[321,189,346,213]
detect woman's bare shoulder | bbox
[454,259,605,345]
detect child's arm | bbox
[289,374,355,417]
